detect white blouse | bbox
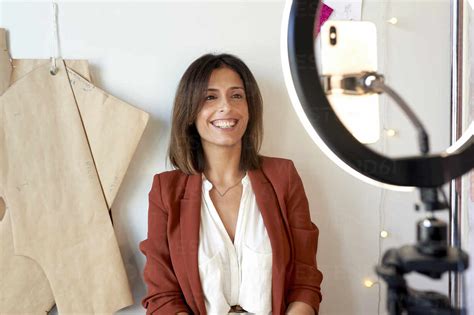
[198,172,273,315]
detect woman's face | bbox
[195,67,249,150]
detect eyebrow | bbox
[207,87,244,91]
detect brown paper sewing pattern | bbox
[0,60,91,314]
[0,55,148,313]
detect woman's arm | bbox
[284,161,323,315]
[139,174,192,315]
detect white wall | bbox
[0,1,459,314]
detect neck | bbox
[202,141,244,185]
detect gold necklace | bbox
[204,172,246,197]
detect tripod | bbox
[376,187,469,315]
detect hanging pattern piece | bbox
[0,28,149,313]
[0,29,11,95]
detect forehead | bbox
[207,67,244,88]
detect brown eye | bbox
[232,94,243,99]
[205,95,216,101]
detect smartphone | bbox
[319,21,380,144]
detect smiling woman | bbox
[139,53,323,315]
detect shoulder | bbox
[258,155,298,186]
[259,154,294,169]
[154,168,188,183]
[150,169,189,206]
[152,168,189,189]
[258,154,296,175]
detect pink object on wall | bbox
[314,3,334,38]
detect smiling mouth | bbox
[210,119,239,131]
[210,119,239,129]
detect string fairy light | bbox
[363,278,378,288]
[374,3,394,315]
[387,17,398,25]
[385,128,398,137]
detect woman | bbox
[139,54,323,315]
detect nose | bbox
[218,96,231,112]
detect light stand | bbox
[325,71,470,315]
[282,0,474,313]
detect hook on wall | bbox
[50,56,57,75]
[50,1,60,75]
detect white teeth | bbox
[212,119,237,128]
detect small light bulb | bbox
[386,129,397,137]
[380,230,389,238]
[363,279,375,288]
[387,17,398,25]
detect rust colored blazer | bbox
[139,156,323,314]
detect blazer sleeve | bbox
[139,174,192,315]
[285,161,323,314]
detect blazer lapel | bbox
[180,168,289,315]
[248,167,290,315]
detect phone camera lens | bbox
[329,26,337,46]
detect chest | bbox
[208,185,243,243]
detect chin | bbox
[205,138,242,148]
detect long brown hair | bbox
[167,53,263,175]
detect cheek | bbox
[236,100,248,115]
[195,108,210,126]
